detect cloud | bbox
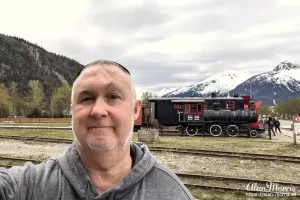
[1,0,300,99]
[87,0,171,31]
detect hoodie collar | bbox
[56,141,156,199]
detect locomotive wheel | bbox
[250,130,258,137]
[185,126,198,136]
[209,125,222,137]
[226,125,239,137]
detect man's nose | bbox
[90,99,109,118]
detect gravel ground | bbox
[1,139,299,184]
[0,139,69,159]
[152,152,300,183]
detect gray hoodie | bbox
[0,142,194,199]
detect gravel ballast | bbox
[1,139,299,184]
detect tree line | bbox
[1,84,298,118]
[0,85,156,118]
[258,97,300,117]
[0,80,71,118]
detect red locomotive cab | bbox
[184,104,203,115]
[248,100,263,129]
[241,95,251,109]
[134,104,147,131]
[183,103,204,122]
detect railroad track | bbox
[177,172,300,187]
[0,155,42,164]
[0,156,42,169]
[184,183,299,197]
[149,146,300,164]
[1,157,299,197]
[0,135,73,143]
[1,134,300,164]
[179,173,299,197]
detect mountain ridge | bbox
[1,33,299,107]
[0,33,83,98]
[160,61,300,106]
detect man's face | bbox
[71,64,141,152]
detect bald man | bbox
[0,60,194,200]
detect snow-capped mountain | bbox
[164,61,300,106]
[155,87,177,97]
[232,61,300,105]
[273,61,300,81]
[164,70,251,97]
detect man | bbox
[274,117,282,134]
[0,60,194,199]
[267,116,276,136]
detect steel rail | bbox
[184,183,299,197]
[149,146,300,164]
[0,135,73,143]
[1,134,300,164]
[1,159,299,197]
[176,172,300,187]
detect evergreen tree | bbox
[25,80,46,117]
[51,82,72,117]
[0,84,12,117]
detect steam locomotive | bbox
[134,93,264,137]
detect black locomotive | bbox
[147,93,262,137]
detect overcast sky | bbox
[1,0,300,98]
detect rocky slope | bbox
[0,33,83,97]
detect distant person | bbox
[268,116,276,136]
[0,60,194,199]
[274,117,282,134]
[263,117,268,132]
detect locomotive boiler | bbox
[146,93,263,137]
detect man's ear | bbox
[134,100,142,120]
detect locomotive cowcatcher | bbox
[147,93,264,137]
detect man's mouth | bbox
[88,126,113,128]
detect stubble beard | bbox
[72,116,134,153]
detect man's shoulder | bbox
[3,158,61,181]
[141,162,194,199]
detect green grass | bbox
[0,123,71,127]
[0,129,139,141]
[0,129,74,139]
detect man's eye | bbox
[110,94,120,100]
[81,97,92,102]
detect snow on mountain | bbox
[160,61,300,106]
[165,70,251,97]
[273,60,300,71]
[272,61,300,81]
[232,61,300,106]
[248,61,300,91]
[155,87,178,97]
